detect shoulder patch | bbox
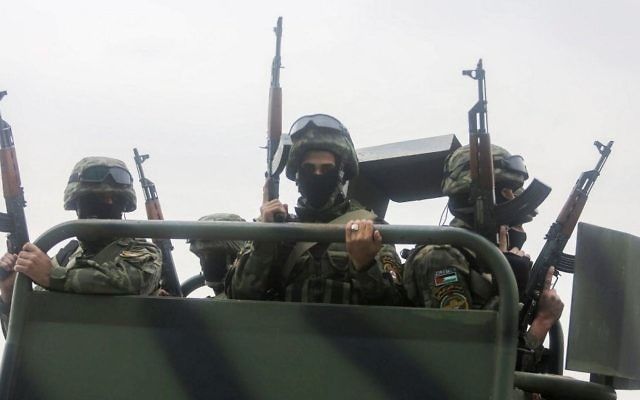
[120,249,151,260]
[380,254,402,284]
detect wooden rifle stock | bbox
[266,17,285,222]
[0,92,30,280]
[463,61,551,238]
[267,86,282,158]
[145,198,165,222]
[132,148,182,297]
[556,191,587,238]
[464,59,497,242]
[519,140,613,330]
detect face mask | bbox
[76,195,124,220]
[494,187,512,205]
[297,167,340,208]
[508,228,527,250]
[200,251,229,285]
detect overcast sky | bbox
[1,0,638,396]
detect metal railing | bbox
[2,220,519,399]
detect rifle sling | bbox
[55,239,129,267]
[282,209,376,281]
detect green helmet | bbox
[442,144,529,196]
[63,157,137,212]
[189,213,246,257]
[285,114,359,181]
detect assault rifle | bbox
[0,91,29,280]
[462,60,551,242]
[133,148,182,297]
[519,140,613,331]
[264,16,290,222]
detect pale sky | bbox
[1,0,638,397]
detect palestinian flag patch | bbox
[434,268,459,287]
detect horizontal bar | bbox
[6,219,517,399]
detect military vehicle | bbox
[0,132,637,399]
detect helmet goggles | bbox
[68,165,133,185]
[289,114,347,137]
[495,155,529,179]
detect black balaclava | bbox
[200,251,230,294]
[297,166,342,209]
[76,194,123,251]
[76,194,124,220]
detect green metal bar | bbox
[181,273,205,297]
[2,220,518,399]
[514,372,617,400]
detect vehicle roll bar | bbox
[5,220,518,399]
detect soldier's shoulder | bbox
[118,238,161,257]
[409,244,469,265]
[345,199,382,221]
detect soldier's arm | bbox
[348,243,404,306]
[48,241,162,295]
[0,253,17,305]
[226,241,279,300]
[344,219,404,305]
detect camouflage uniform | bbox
[49,238,162,295]
[189,213,246,298]
[228,198,402,305]
[227,114,402,305]
[403,145,529,309]
[50,157,162,295]
[404,144,550,377]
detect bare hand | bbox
[0,253,18,304]
[261,182,288,223]
[498,225,530,258]
[529,267,564,343]
[14,243,54,288]
[260,199,288,223]
[0,252,17,273]
[345,219,382,271]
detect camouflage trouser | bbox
[402,244,473,309]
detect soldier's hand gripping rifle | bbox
[462,60,551,242]
[0,91,29,280]
[264,17,290,222]
[519,140,613,331]
[133,148,183,297]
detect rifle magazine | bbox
[555,253,575,273]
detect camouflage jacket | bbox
[48,238,162,295]
[226,198,403,306]
[405,218,546,373]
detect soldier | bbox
[0,157,162,305]
[227,114,402,305]
[188,213,246,298]
[403,144,563,368]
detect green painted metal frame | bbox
[514,372,617,400]
[1,220,518,399]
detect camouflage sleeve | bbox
[402,244,473,309]
[226,241,280,300]
[348,243,404,306]
[517,330,547,372]
[48,240,162,295]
